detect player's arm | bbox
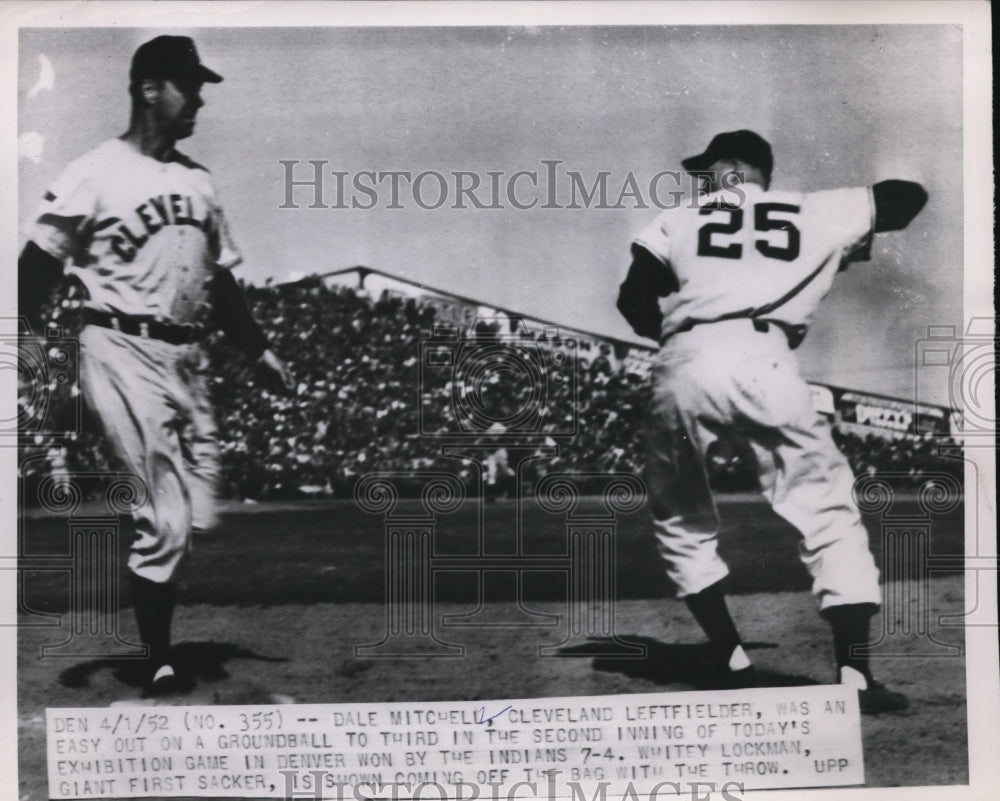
[840,180,929,269]
[209,269,293,391]
[208,268,267,357]
[18,241,65,331]
[872,180,928,232]
[616,244,678,342]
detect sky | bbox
[16,22,968,405]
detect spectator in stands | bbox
[20,275,964,502]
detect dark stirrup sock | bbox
[822,603,878,685]
[129,573,177,670]
[685,580,747,669]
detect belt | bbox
[666,317,805,349]
[84,309,206,345]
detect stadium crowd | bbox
[19,277,963,503]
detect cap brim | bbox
[681,152,714,172]
[198,65,223,83]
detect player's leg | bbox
[80,328,192,693]
[646,360,752,686]
[770,426,906,711]
[736,349,906,711]
[128,568,178,690]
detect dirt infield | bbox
[17,497,968,797]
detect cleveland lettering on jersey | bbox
[17,35,293,700]
[108,193,215,262]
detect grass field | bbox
[17,495,969,797]
[18,494,964,609]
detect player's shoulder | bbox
[632,203,677,250]
[639,191,697,228]
[693,184,784,210]
[41,139,127,199]
[727,183,867,208]
[751,185,804,205]
[794,186,873,225]
[54,138,124,176]
[800,185,871,206]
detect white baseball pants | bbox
[644,319,881,611]
[80,326,220,583]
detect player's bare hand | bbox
[257,348,294,395]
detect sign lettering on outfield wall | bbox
[47,686,863,798]
[833,388,952,438]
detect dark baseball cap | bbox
[681,130,773,176]
[130,35,223,86]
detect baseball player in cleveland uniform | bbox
[19,36,293,696]
[617,130,927,713]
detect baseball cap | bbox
[681,130,773,176]
[130,36,223,86]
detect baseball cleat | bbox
[857,679,911,714]
[142,664,190,699]
[721,665,759,690]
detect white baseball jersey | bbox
[27,137,235,582]
[28,138,241,325]
[634,183,874,341]
[635,180,882,610]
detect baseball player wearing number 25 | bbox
[19,37,293,697]
[617,131,927,713]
